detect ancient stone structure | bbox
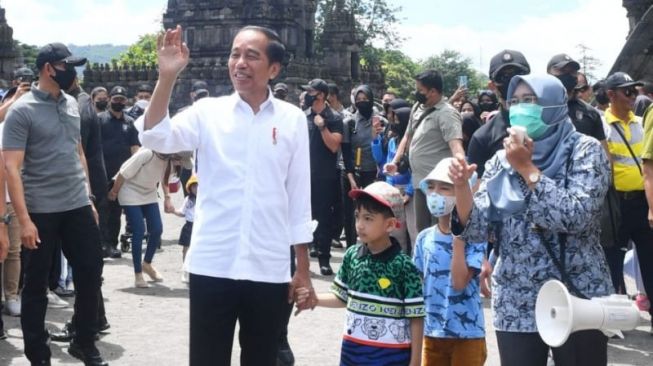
[0,5,19,82]
[610,0,653,81]
[83,0,385,112]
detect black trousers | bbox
[189,274,289,366]
[312,177,339,261]
[331,169,344,241]
[616,195,653,317]
[279,247,297,346]
[98,193,122,249]
[21,206,103,362]
[342,170,377,247]
[496,330,608,366]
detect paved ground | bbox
[1,193,652,365]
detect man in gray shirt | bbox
[3,43,107,366]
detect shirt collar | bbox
[233,87,276,114]
[356,237,402,262]
[605,107,636,125]
[31,86,66,104]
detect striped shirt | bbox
[606,108,644,192]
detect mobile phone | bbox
[509,126,527,144]
[458,75,468,88]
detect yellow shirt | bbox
[640,104,653,160]
[606,108,644,191]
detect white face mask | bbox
[426,192,456,217]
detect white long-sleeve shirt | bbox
[135,92,313,283]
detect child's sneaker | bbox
[635,293,650,312]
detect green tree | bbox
[114,33,158,67]
[13,40,39,69]
[363,48,419,99]
[315,0,403,55]
[420,49,486,98]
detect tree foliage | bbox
[13,40,38,69]
[114,34,158,67]
[420,49,487,98]
[362,48,419,99]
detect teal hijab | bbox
[486,74,577,221]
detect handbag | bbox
[397,104,436,174]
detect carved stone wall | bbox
[0,6,19,82]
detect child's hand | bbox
[448,154,477,188]
[293,287,316,316]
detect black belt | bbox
[616,190,645,200]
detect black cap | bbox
[110,86,128,97]
[35,43,87,70]
[13,67,34,79]
[605,72,644,90]
[138,84,153,93]
[300,79,329,95]
[273,82,288,92]
[488,50,530,81]
[547,53,580,72]
[191,80,209,96]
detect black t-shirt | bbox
[467,107,510,178]
[567,98,605,141]
[98,111,140,180]
[76,91,108,200]
[306,106,344,180]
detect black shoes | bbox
[318,258,334,276]
[331,239,344,248]
[51,320,107,343]
[103,246,121,259]
[0,328,7,340]
[68,341,108,366]
[277,339,295,366]
[309,247,318,258]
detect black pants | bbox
[342,170,377,247]
[414,188,435,233]
[279,247,297,347]
[180,167,193,197]
[189,274,289,366]
[312,177,339,262]
[98,194,122,249]
[21,206,103,363]
[616,195,653,317]
[496,330,608,366]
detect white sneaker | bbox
[181,271,189,284]
[5,297,20,316]
[46,290,68,308]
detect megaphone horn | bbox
[535,280,641,347]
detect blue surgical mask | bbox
[509,103,550,140]
[426,192,456,217]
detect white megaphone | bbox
[535,280,641,347]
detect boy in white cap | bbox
[413,157,486,365]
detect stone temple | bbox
[611,0,653,81]
[82,0,384,112]
[0,6,20,83]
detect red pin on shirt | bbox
[272,127,277,145]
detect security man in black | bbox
[302,79,344,276]
[547,54,606,144]
[467,49,531,177]
[98,86,140,258]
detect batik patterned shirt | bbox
[331,239,425,348]
[461,133,613,332]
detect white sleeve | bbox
[286,110,314,245]
[134,104,202,154]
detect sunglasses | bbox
[618,87,637,97]
[575,85,589,93]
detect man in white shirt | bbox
[136,25,315,366]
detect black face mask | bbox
[355,101,373,118]
[304,94,317,109]
[110,102,125,113]
[51,66,77,91]
[95,101,108,111]
[414,90,428,104]
[479,102,498,112]
[556,74,578,92]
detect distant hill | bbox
[67,44,129,66]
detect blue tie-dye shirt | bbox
[413,226,486,338]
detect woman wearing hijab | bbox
[449,74,613,366]
[460,100,482,152]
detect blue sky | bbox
[2,0,630,79]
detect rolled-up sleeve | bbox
[135,104,202,154]
[287,111,313,245]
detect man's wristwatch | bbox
[0,213,12,225]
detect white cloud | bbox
[3,0,164,46]
[398,0,629,80]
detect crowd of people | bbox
[0,22,652,366]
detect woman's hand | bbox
[504,129,536,176]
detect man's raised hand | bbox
[157,25,190,79]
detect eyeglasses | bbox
[575,85,589,93]
[508,95,538,105]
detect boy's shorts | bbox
[340,339,411,366]
[422,336,486,366]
